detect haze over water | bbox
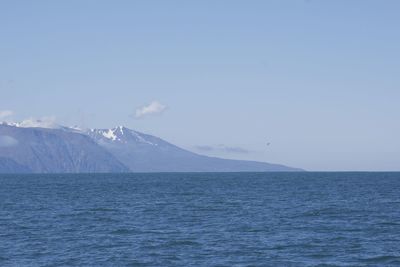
[1,172,399,266]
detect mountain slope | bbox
[87,126,302,172]
[0,157,31,173]
[0,124,128,173]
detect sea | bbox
[0,172,400,266]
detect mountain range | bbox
[0,123,302,173]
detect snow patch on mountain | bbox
[130,130,158,146]
[103,129,118,141]
[88,126,159,146]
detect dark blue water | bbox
[1,172,400,266]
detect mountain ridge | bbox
[0,124,128,173]
[87,126,303,172]
[0,123,303,173]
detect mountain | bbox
[87,126,302,172]
[0,157,31,173]
[0,124,128,173]
[0,123,302,173]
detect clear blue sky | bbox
[1,0,399,171]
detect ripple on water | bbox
[0,172,399,266]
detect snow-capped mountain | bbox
[87,126,302,172]
[0,123,302,173]
[0,124,128,173]
[87,126,162,146]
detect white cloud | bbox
[0,110,13,119]
[135,101,167,118]
[195,144,251,154]
[2,115,62,129]
[18,116,60,129]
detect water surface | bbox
[1,172,400,266]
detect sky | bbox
[1,0,400,171]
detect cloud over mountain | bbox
[17,116,59,129]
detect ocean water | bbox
[1,172,400,266]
